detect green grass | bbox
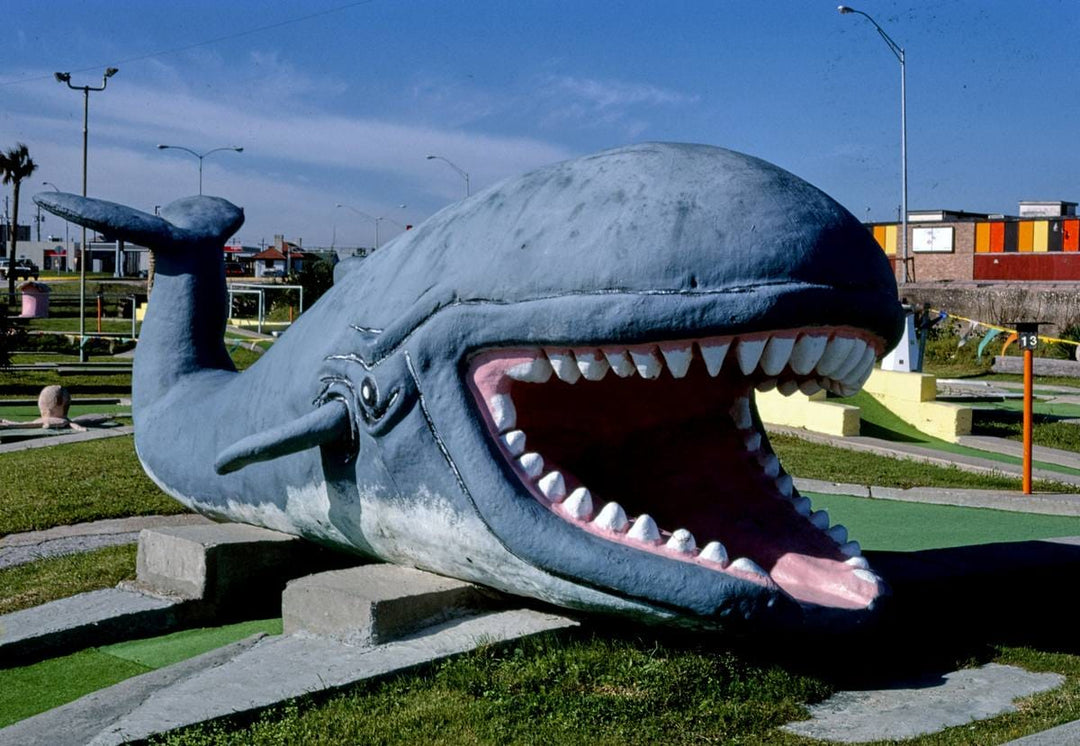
[0,368,133,396]
[157,631,830,746]
[808,493,1080,551]
[22,317,140,335]
[0,403,130,419]
[975,410,1080,454]
[0,544,137,615]
[769,433,1077,493]
[0,435,187,535]
[0,619,282,728]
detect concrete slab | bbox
[0,608,577,746]
[0,588,184,665]
[284,565,494,646]
[784,663,1063,743]
[1003,718,1080,745]
[132,524,361,618]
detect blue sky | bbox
[2,1,1078,248]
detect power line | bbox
[0,0,376,88]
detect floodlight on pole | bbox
[55,66,118,361]
[156,144,244,195]
[425,155,470,198]
[838,5,909,284]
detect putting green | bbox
[809,492,1080,552]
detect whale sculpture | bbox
[36,143,903,631]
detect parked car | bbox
[0,258,39,281]
[224,262,244,277]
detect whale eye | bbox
[360,377,378,408]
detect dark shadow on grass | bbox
[859,420,925,444]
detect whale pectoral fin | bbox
[214,400,352,475]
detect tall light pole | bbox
[156,144,244,195]
[336,203,407,250]
[55,67,118,361]
[42,182,70,271]
[838,5,908,284]
[425,155,470,198]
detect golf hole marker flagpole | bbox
[1014,321,1042,495]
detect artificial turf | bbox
[808,492,1080,552]
[0,619,282,728]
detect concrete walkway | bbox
[0,425,134,454]
[0,514,210,570]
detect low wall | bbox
[900,282,1080,336]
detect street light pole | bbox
[425,155,470,198]
[156,145,244,195]
[55,67,117,361]
[336,203,407,251]
[838,5,908,285]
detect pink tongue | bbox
[770,553,878,609]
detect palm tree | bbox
[0,143,38,304]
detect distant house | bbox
[250,244,306,277]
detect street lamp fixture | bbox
[156,144,244,195]
[336,203,407,250]
[838,5,909,284]
[55,66,118,361]
[425,154,470,198]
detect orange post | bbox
[1023,347,1033,494]
[96,295,102,333]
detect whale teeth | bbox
[852,568,879,585]
[809,510,830,530]
[826,524,848,543]
[501,429,526,456]
[518,452,544,479]
[839,540,862,558]
[507,358,553,383]
[760,336,795,376]
[698,341,729,376]
[798,379,823,396]
[699,541,728,565]
[538,471,566,502]
[666,528,697,554]
[561,487,593,520]
[790,334,828,375]
[730,397,753,430]
[759,453,780,479]
[546,349,582,383]
[791,496,812,516]
[775,473,794,498]
[593,502,629,532]
[832,339,868,382]
[776,379,799,396]
[756,378,777,392]
[602,348,636,378]
[845,555,871,569]
[816,336,857,378]
[729,557,769,579]
[735,338,767,375]
[575,349,610,381]
[629,346,663,380]
[489,394,516,432]
[627,514,660,543]
[659,343,693,378]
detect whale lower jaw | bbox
[468,326,885,612]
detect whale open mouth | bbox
[468,327,885,611]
